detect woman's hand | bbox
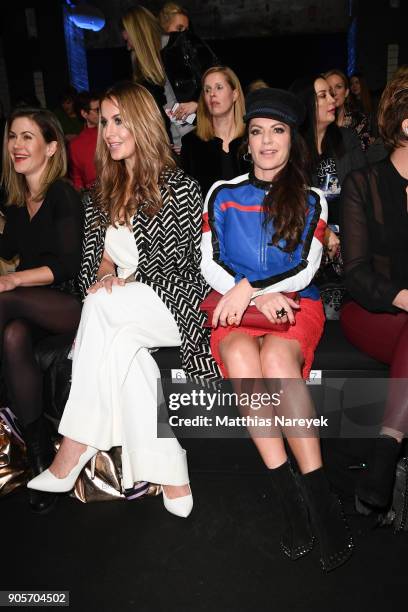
[392,289,408,312]
[254,292,300,325]
[172,101,197,122]
[212,279,254,328]
[87,275,125,294]
[0,274,19,293]
[324,228,340,260]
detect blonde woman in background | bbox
[159,2,189,33]
[180,66,249,197]
[122,5,217,152]
[324,69,371,151]
[121,6,171,134]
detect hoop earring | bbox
[243,151,252,163]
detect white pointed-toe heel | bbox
[27,446,98,493]
[162,485,193,518]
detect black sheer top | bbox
[340,157,408,312]
[0,180,83,283]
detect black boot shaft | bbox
[22,416,57,514]
[301,467,354,572]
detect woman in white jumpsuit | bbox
[28,82,220,517]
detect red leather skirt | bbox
[210,298,325,380]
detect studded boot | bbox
[301,467,354,572]
[269,460,315,560]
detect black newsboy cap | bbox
[244,88,305,127]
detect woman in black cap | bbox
[201,87,353,572]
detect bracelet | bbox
[98,273,115,283]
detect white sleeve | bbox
[200,181,236,295]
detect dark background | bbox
[87,32,348,93]
[0,0,406,111]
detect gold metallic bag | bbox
[70,446,161,503]
[0,408,28,497]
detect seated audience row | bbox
[0,66,407,574]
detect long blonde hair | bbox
[196,66,245,142]
[1,107,66,206]
[95,81,176,226]
[122,6,165,86]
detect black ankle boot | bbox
[23,416,58,514]
[301,467,353,572]
[269,461,315,560]
[355,436,401,511]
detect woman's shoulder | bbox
[46,178,80,202]
[162,166,202,196]
[306,187,328,218]
[181,130,202,148]
[345,156,390,185]
[205,173,251,204]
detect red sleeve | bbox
[68,140,84,190]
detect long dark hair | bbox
[289,75,345,179]
[243,125,309,252]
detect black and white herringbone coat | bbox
[78,168,221,380]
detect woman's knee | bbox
[3,320,31,354]
[260,339,303,377]
[220,333,255,359]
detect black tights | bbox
[0,287,82,427]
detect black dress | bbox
[0,180,83,287]
[0,179,83,425]
[180,131,249,198]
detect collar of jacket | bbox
[248,169,273,191]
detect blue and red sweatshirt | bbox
[200,172,328,300]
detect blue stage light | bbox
[67,3,105,32]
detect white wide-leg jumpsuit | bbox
[58,224,188,489]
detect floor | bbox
[3,439,407,612]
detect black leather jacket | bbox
[161,30,218,103]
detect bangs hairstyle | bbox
[377,73,408,150]
[95,81,176,226]
[196,66,245,142]
[243,124,309,251]
[158,2,188,30]
[122,6,165,86]
[1,107,66,207]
